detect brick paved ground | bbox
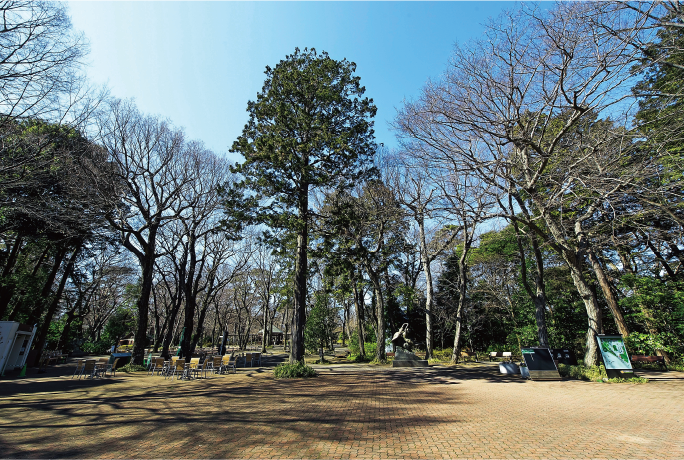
[0,362,682,459]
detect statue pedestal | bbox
[392,347,429,367]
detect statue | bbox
[391,323,414,352]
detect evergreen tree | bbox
[228,48,377,362]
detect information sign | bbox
[521,347,561,380]
[596,335,634,378]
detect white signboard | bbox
[597,335,632,370]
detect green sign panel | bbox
[596,335,632,370]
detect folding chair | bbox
[72,359,86,379]
[208,356,222,375]
[188,357,202,379]
[166,359,186,380]
[221,354,236,374]
[81,360,97,379]
[148,357,164,376]
[105,358,120,377]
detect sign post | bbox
[596,335,634,379]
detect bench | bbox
[630,355,667,371]
[460,351,478,363]
[489,351,512,362]
[386,352,395,358]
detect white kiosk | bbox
[0,322,37,375]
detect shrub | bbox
[557,364,649,383]
[347,331,378,358]
[431,348,453,362]
[557,363,607,381]
[273,362,317,379]
[119,362,147,373]
[347,353,371,363]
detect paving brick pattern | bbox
[0,364,682,459]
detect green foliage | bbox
[347,331,361,355]
[557,363,608,381]
[625,332,679,356]
[304,292,338,353]
[347,331,378,358]
[45,316,66,350]
[556,364,646,383]
[430,348,454,362]
[102,307,137,350]
[119,362,147,373]
[226,47,377,238]
[346,353,371,363]
[273,362,317,379]
[80,340,110,355]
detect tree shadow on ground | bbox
[0,369,474,459]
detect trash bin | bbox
[520,366,530,379]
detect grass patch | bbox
[273,362,317,379]
[603,377,649,384]
[119,362,147,373]
[558,364,649,383]
[347,354,371,363]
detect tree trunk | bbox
[132,247,156,365]
[291,188,309,363]
[587,246,629,338]
[450,254,468,364]
[564,252,602,366]
[32,245,80,365]
[352,278,365,358]
[161,293,183,358]
[261,303,268,353]
[58,292,84,351]
[512,220,550,347]
[24,246,67,326]
[368,270,385,362]
[0,235,23,320]
[417,217,436,359]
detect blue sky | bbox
[67,1,517,163]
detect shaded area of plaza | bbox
[0,359,683,459]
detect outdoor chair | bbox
[220,354,236,374]
[72,359,86,379]
[244,353,253,367]
[208,356,222,375]
[81,359,98,379]
[188,357,202,379]
[166,359,186,380]
[147,357,162,375]
[149,357,165,376]
[105,358,120,377]
[251,352,262,367]
[145,354,157,371]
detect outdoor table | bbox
[94,362,107,378]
